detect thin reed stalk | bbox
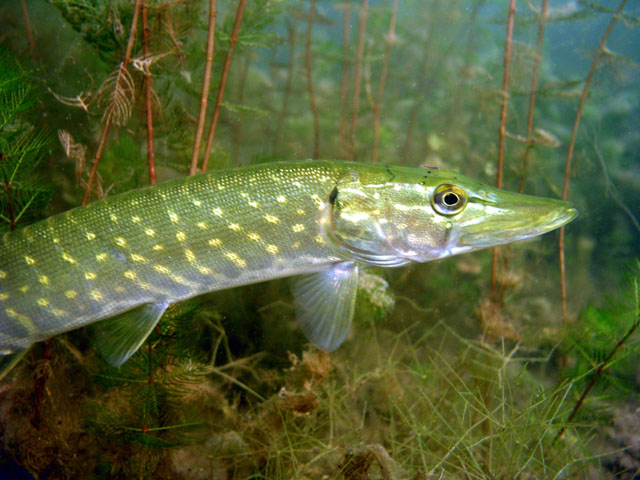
[558,0,627,323]
[338,1,351,158]
[518,0,547,193]
[202,0,247,173]
[490,0,516,297]
[82,0,142,205]
[20,0,36,60]
[305,0,320,159]
[371,0,398,164]
[272,19,298,157]
[190,0,217,176]
[348,0,369,161]
[142,0,156,184]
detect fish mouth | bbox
[455,193,578,249]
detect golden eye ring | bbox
[431,184,467,216]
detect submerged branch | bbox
[371,0,398,164]
[82,0,142,205]
[305,0,320,159]
[142,0,155,185]
[558,0,628,323]
[338,1,351,158]
[190,0,217,176]
[348,0,369,161]
[202,0,246,173]
[490,0,516,298]
[518,0,548,193]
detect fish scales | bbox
[0,162,345,352]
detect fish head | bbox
[323,164,578,265]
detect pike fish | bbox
[0,161,577,376]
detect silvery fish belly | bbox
[0,160,578,375]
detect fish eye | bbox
[432,184,467,215]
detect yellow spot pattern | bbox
[169,211,180,223]
[176,231,186,242]
[90,290,103,301]
[115,237,127,247]
[145,228,155,236]
[131,216,141,224]
[19,286,29,293]
[37,298,50,307]
[185,250,196,262]
[110,213,118,222]
[0,293,9,301]
[208,238,222,247]
[153,244,164,251]
[264,214,280,224]
[130,253,146,262]
[0,270,6,279]
[65,290,78,299]
[198,266,213,275]
[24,256,35,265]
[228,223,241,231]
[197,222,208,230]
[85,272,97,280]
[39,275,49,285]
[292,224,305,233]
[247,232,261,241]
[124,271,137,280]
[86,232,96,240]
[277,195,287,204]
[96,253,108,262]
[315,235,325,244]
[62,252,77,264]
[154,265,170,274]
[225,252,247,268]
[266,244,279,255]
[213,208,223,216]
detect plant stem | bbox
[190,0,217,176]
[518,0,547,193]
[202,0,246,173]
[272,19,298,158]
[558,0,627,323]
[20,0,37,60]
[82,0,142,205]
[348,0,369,161]
[141,0,155,185]
[371,0,398,164]
[554,278,639,444]
[490,0,516,298]
[305,0,320,159]
[338,1,351,158]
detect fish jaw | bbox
[452,188,578,251]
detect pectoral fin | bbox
[93,301,169,367]
[291,262,359,351]
[0,350,28,381]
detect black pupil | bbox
[443,192,459,207]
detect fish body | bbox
[0,161,577,371]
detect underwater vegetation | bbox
[0,0,639,478]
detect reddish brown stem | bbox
[348,0,369,161]
[142,0,155,185]
[338,1,351,158]
[190,0,218,176]
[558,0,627,323]
[490,0,516,296]
[272,20,298,158]
[82,0,142,205]
[305,0,320,159]
[202,0,247,173]
[20,0,37,60]
[554,285,639,444]
[518,0,548,193]
[371,0,398,164]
